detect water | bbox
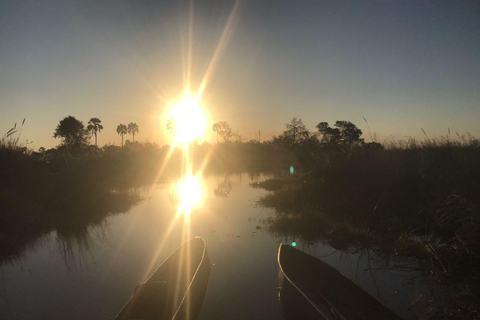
[0,173,421,319]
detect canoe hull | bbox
[173,249,210,320]
[278,268,334,320]
[115,238,210,320]
[278,244,402,320]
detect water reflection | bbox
[214,175,232,197]
[0,173,424,320]
[0,192,140,267]
[214,174,237,197]
[55,222,108,271]
[175,174,204,216]
[213,174,244,198]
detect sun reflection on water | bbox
[176,174,204,216]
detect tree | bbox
[116,124,127,146]
[316,122,341,144]
[335,121,363,144]
[212,121,234,142]
[285,118,311,143]
[212,122,221,143]
[316,120,363,145]
[127,122,139,142]
[53,116,89,150]
[254,130,261,142]
[87,117,103,146]
[274,118,311,150]
[234,131,245,142]
[166,118,177,141]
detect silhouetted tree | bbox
[234,131,245,142]
[316,121,363,145]
[166,118,177,141]
[212,121,234,142]
[274,118,311,150]
[53,116,89,150]
[316,122,341,144]
[254,130,261,142]
[212,122,221,143]
[127,123,139,142]
[336,121,363,144]
[87,117,103,146]
[116,124,127,146]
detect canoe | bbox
[115,238,210,320]
[277,244,403,320]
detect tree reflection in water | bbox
[214,174,233,197]
[0,192,141,269]
[213,173,244,198]
[55,222,107,271]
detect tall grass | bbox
[257,135,480,319]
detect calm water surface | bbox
[0,173,420,319]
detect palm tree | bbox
[166,118,177,141]
[116,124,127,146]
[87,117,103,146]
[127,122,139,142]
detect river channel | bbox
[0,173,421,319]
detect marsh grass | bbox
[257,135,480,319]
[259,134,480,249]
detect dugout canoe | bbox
[278,244,403,320]
[115,238,210,320]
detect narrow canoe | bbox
[115,238,210,320]
[278,244,403,320]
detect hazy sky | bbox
[1,0,479,149]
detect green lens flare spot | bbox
[292,242,297,247]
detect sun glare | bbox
[167,98,207,146]
[176,174,203,216]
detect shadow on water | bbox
[0,191,141,268]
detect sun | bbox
[167,97,207,146]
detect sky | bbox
[1,0,479,149]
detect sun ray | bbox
[196,0,241,100]
[141,2,241,313]
[140,213,182,281]
[186,0,194,96]
[154,144,177,183]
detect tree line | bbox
[210,118,367,148]
[50,114,368,155]
[52,116,139,150]
[272,118,366,149]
